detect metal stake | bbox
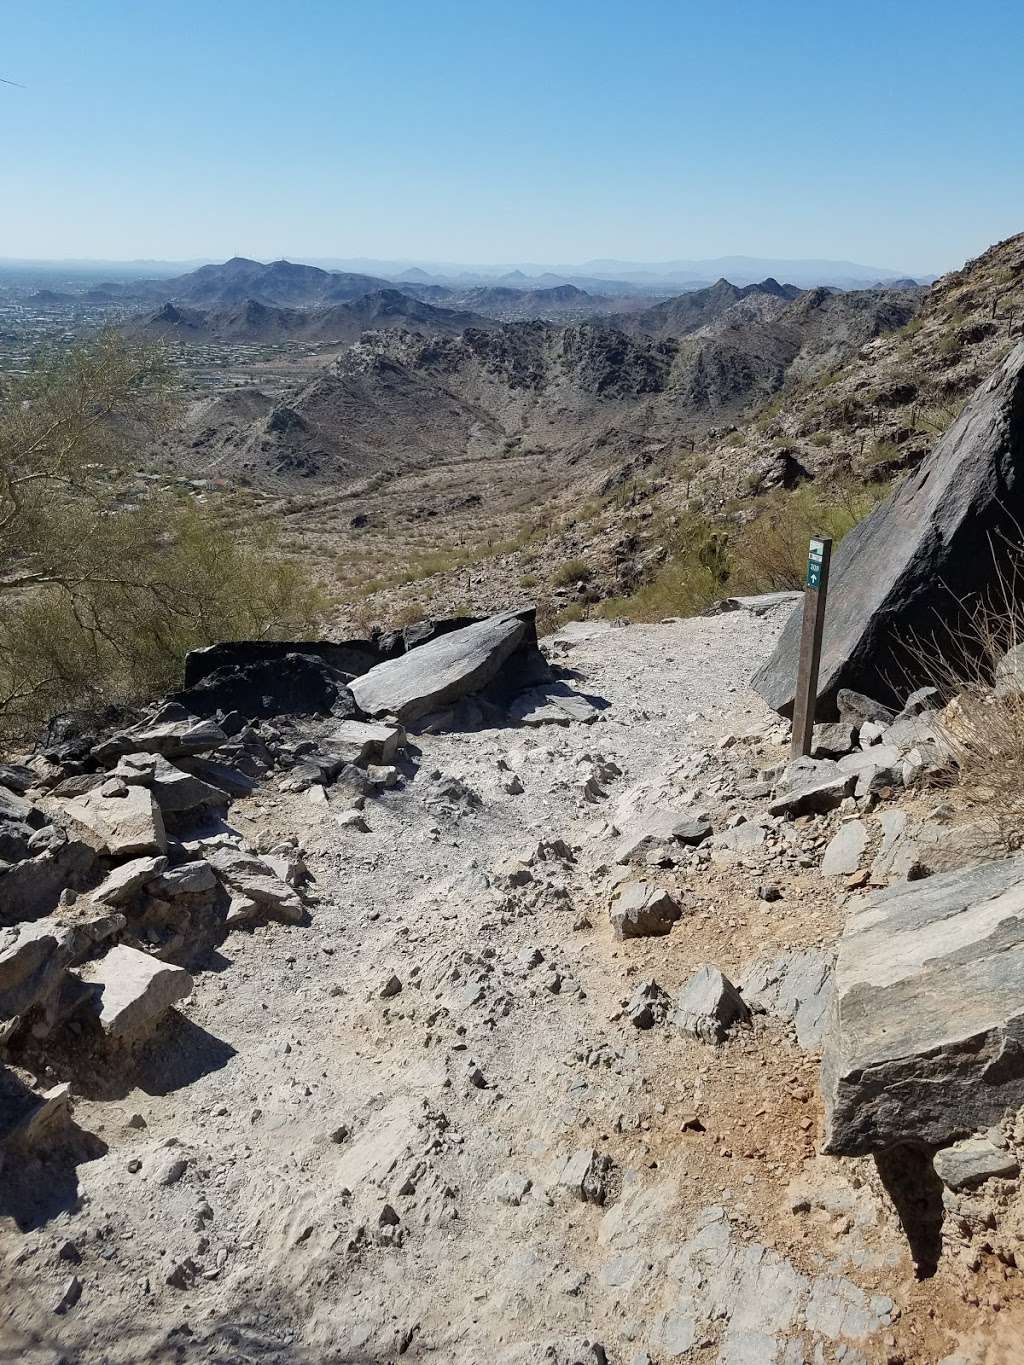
[791,536,832,757]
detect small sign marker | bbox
[791,536,832,757]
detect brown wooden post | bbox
[791,536,832,757]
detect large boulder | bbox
[349,609,547,724]
[0,839,97,925]
[205,846,304,923]
[1,911,124,1038]
[79,944,193,1040]
[613,810,712,865]
[93,708,227,763]
[183,638,383,688]
[170,652,359,721]
[740,948,835,1049]
[674,965,750,1043]
[59,782,167,858]
[0,786,48,863]
[609,882,682,940]
[111,752,228,815]
[821,857,1024,1155]
[753,342,1024,715]
[319,720,406,768]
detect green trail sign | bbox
[791,536,833,757]
[806,537,826,589]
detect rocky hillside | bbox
[126,291,491,345]
[688,231,1024,506]
[140,256,396,308]
[164,285,918,490]
[330,233,1024,634]
[613,276,804,338]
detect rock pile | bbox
[0,606,601,1165]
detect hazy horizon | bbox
[0,251,916,272]
[4,1,1022,276]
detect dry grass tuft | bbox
[905,539,1024,848]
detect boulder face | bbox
[821,856,1024,1155]
[182,638,383,688]
[753,341,1024,715]
[349,609,547,724]
[170,652,360,721]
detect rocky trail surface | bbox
[3,607,1024,1364]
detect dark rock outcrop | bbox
[183,639,382,689]
[753,342,1024,715]
[172,652,360,722]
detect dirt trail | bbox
[2,608,1016,1364]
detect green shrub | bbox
[864,439,900,466]
[0,335,328,742]
[729,482,883,593]
[553,559,593,588]
[597,515,730,623]
[0,500,328,742]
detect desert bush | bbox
[728,482,884,593]
[388,600,426,629]
[863,439,900,467]
[0,497,329,742]
[553,559,593,588]
[0,334,328,742]
[598,515,730,623]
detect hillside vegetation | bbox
[0,335,327,741]
[332,233,1024,634]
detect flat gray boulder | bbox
[59,783,167,858]
[753,342,1024,715]
[509,683,602,726]
[740,948,835,1050]
[80,944,192,1040]
[349,611,529,724]
[609,882,681,940]
[821,820,869,877]
[613,810,712,864]
[1,911,124,1034]
[111,753,228,815]
[323,720,405,766]
[674,965,750,1043]
[93,713,227,763]
[768,771,855,818]
[206,846,303,923]
[91,855,168,906]
[711,591,803,616]
[933,1137,1019,1190]
[821,856,1024,1155]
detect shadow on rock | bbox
[0,1081,107,1232]
[23,1011,237,1103]
[875,1142,945,1278]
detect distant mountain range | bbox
[124,290,492,344]
[3,252,933,294]
[161,271,920,487]
[298,255,930,291]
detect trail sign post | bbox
[791,535,832,758]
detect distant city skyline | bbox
[3,0,1023,276]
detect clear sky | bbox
[2,0,1022,274]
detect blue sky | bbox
[2,0,1022,273]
